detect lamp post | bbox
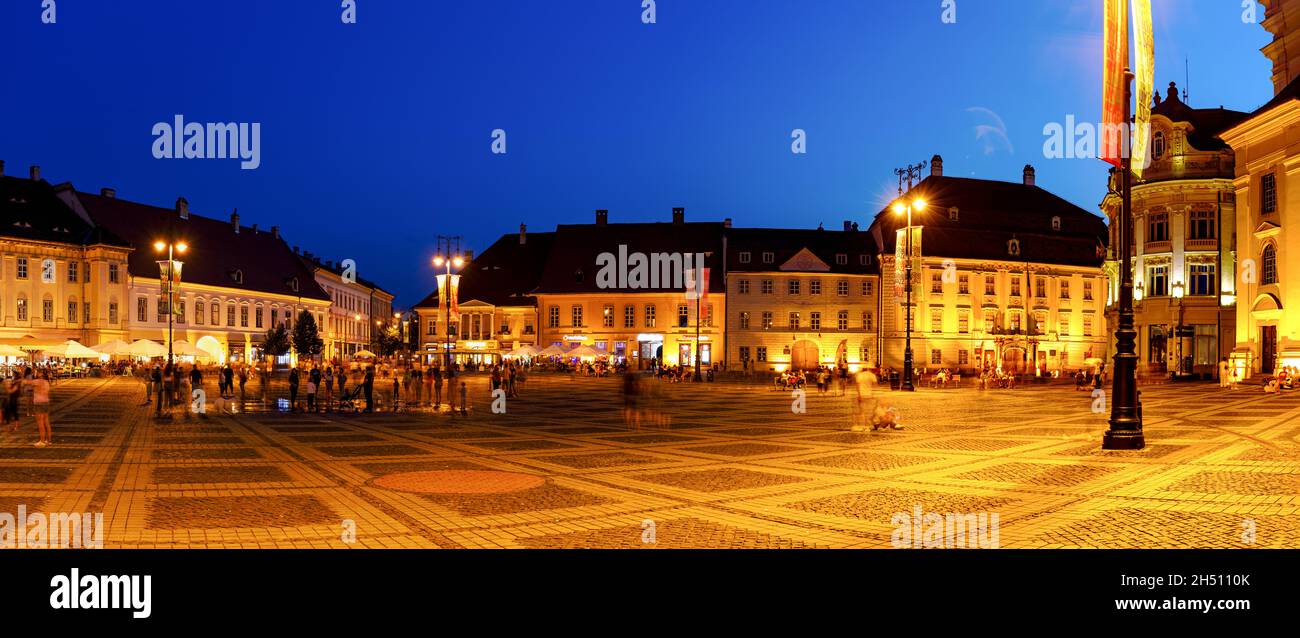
[154,239,188,367]
[1104,68,1145,450]
[433,242,464,370]
[892,197,927,391]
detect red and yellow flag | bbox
[1100,0,1129,168]
[1130,0,1155,178]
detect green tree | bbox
[376,324,404,357]
[261,323,291,359]
[292,309,325,360]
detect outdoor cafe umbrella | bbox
[128,339,168,358]
[568,345,604,359]
[170,340,202,357]
[354,349,378,359]
[0,344,28,358]
[92,339,134,356]
[536,344,568,357]
[42,340,101,359]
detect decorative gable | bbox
[779,248,831,272]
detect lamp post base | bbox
[1102,428,1145,450]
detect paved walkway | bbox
[1,374,1297,548]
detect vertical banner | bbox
[436,274,462,322]
[1130,0,1155,178]
[893,228,922,301]
[1100,0,1128,168]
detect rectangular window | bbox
[227,305,236,327]
[157,298,167,322]
[862,281,873,296]
[740,312,750,330]
[958,350,969,365]
[1035,277,1047,298]
[810,312,821,330]
[17,299,27,322]
[931,349,942,364]
[756,346,768,362]
[17,258,28,280]
[809,280,821,295]
[601,304,615,328]
[255,306,264,328]
[109,263,119,284]
[137,297,147,323]
[984,311,996,332]
[739,346,750,361]
[789,312,800,330]
[678,304,690,328]
[240,305,249,328]
[837,310,848,330]
[958,274,969,294]
[1148,212,1169,242]
[68,262,78,283]
[1010,313,1022,331]
[548,306,560,328]
[624,305,635,328]
[762,311,773,329]
[1189,209,1216,240]
[1262,173,1278,214]
[571,305,583,327]
[644,305,656,328]
[212,304,220,325]
[788,280,800,295]
[835,254,847,265]
[68,301,77,323]
[930,308,943,333]
[985,275,996,295]
[1084,281,1094,301]
[738,279,750,295]
[1060,280,1071,299]
[837,280,849,296]
[1058,312,1071,336]
[109,302,118,325]
[739,251,751,264]
[43,299,54,323]
[761,279,774,294]
[1189,264,1216,296]
[1083,316,1094,337]
[1147,265,1168,297]
[1010,277,1022,296]
[863,311,873,331]
[958,311,970,333]
[931,272,943,294]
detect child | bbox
[306,377,318,412]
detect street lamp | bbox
[892,197,927,391]
[433,253,464,369]
[154,239,188,366]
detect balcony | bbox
[1144,240,1172,254]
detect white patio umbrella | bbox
[536,344,568,357]
[92,339,134,356]
[129,339,168,358]
[354,349,378,359]
[42,340,101,359]
[0,344,29,358]
[569,345,604,359]
[170,340,202,357]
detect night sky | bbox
[0,0,1275,305]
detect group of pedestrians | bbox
[2,367,54,447]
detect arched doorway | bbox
[195,336,225,363]
[791,340,819,370]
[1001,346,1027,374]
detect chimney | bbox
[176,197,189,220]
[231,210,240,233]
[30,165,40,181]
[293,245,299,255]
[931,155,943,177]
[724,218,732,228]
[0,160,5,176]
[465,250,474,261]
[844,220,853,231]
[100,187,116,198]
[251,223,258,234]
[1022,164,1036,187]
[672,207,684,224]
[595,209,608,226]
[272,226,280,239]
[519,223,527,245]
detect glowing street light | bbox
[893,197,926,392]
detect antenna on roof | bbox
[1184,56,1190,102]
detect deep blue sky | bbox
[0,0,1275,305]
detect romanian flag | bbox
[1101,0,1154,174]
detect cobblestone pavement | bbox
[2,374,1298,549]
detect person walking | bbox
[306,375,317,412]
[4,374,21,431]
[458,381,469,416]
[288,367,301,411]
[363,366,375,413]
[432,366,443,409]
[189,365,204,413]
[1219,358,1232,389]
[27,369,53,447]
[222,364,235,399]
[323,367,335,412]
[238,366,249,406]
[141,364,153,405]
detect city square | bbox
[3,373,1296,549]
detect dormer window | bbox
[948,207,959,221]
[574,268,585,284]
[835,253,848,265]
[1007,239,1021,257]
[231,269,244,285]
[739,251,751,264]
[1051,216,1061,231]
[762,252,774,264]
[289,277,299,292]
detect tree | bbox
[292,309,325,360]
[262,323,291,360]
[376,324,404,357]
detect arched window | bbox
[1263,244,1279,285]
[1152,132,1165,161]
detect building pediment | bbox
[1254,220,1282,240]
[779,248,830,272]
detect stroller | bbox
[337,385,365,413]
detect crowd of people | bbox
[2,367,55,447]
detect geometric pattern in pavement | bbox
[1,375,1299,548]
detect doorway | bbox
[1261,325,1278,374]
